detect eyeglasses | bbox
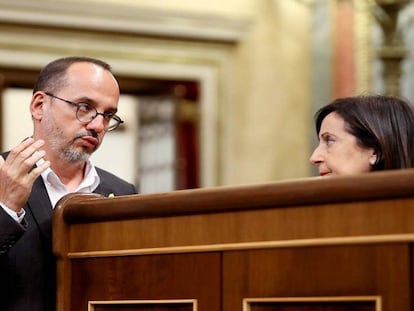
[45,92,124,131]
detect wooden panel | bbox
[53,169,414,311]
[243,296,380,311]
[58,169,414,224]
[90,300,195,311]
[223,244,410,311]
[248,302,374,311]
[247,302,380,311]
[54,169,414,255]
[69,253,220,311]
[64,199,414,253]
[93,307,192,311]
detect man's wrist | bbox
[16,208,24,217]
[0,201,25,222]
[1,201,16,212]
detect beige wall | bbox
[63,0,256,16]
[230,1,312,183]
[90,0,313,183]
[0,0,312,187]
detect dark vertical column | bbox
[0,73,4,151]
[374,0,409,96]
[333,0,356,98]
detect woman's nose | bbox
[309,145,323,166]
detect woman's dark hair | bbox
[33,56,114,94]
[314,95,414,171]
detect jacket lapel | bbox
[26,177,53,241]
[93,182,111,197]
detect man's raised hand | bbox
[0,138,50,213]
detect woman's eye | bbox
[323,135,335,145]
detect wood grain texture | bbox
[53,169,414,311]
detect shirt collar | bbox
[37,158,100,193]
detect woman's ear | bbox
[369,151,377,166]
[30,92,46,120]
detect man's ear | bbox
[30,92,46,120]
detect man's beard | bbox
[60,142,92,162]
[42,115,99,163]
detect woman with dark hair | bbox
[309,95,414,176]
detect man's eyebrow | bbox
[71,96,92,103]
[75,96,118,113]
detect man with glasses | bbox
[0,56,138,310]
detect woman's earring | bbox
[369,158,376,165]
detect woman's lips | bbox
[320,171,330,176]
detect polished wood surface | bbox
[53,169,414,311]
[60,168,414,223]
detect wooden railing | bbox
[53,169,414,311]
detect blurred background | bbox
[0,0,413,193]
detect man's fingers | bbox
[28,160,50,181]
[26,150,46,167]
[7,137,35,160]
[7,138,45,165]
[19,140,46,160]
[0,140,49,213]
[1,139,48,182]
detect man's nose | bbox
[86,114,106,132]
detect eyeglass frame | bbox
[44,92,124,131]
